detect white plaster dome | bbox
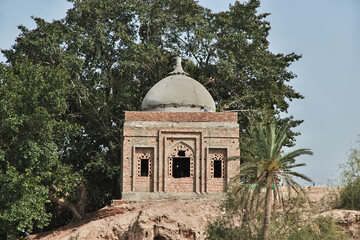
[141,57,216,112]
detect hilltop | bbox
[30,187,360,240]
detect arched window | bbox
[168,142,194,178]
[210,151,225,178]
[137,152,152,177]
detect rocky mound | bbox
[30,187,360,240]
[30,200,221,240]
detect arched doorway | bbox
[167,142,195,192]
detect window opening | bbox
[213,160,222,178]
[172,157,190,178]
[178,150,186,156]
[141,159,149,176]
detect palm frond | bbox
[286,163,307,169]
[279,149,313,164]
[228,120,313,240]
[285,171,313,183]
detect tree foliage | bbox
[337,145,360,210]
[1,0,305,238]
[213,122,313,240]
[0,59,82,238]
[207,195,349,240]
[286,216,350,240]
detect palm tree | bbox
[232,122,313,240]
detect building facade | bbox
[121,58,240,200]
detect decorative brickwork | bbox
[210,151,226,178]
[121,111,240,200]
[207,148,228,193]
[133,147,154,192]
[136,152,152,177]
[168,142,194,177]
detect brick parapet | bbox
[125,111,238,122]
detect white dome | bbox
[141,57,216,112]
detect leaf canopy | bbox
[0,0,307,238]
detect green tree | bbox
[1,0,307,237]
[0,59,85,238]
[337,145,360,210]
[231,122,313,240]
[4,0,304,146]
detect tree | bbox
[1,0,306,237]
[0,59,85,238]
[231,122,313,240]
[337,144,360,210]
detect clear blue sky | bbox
[1,0,359,186]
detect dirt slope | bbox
[30,187,360,240]
[30,200,221,240]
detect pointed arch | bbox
[167,141,195,178]
[167,141,194,158]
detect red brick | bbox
[124,111,237,122]
[121,111,240,197]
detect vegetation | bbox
[207,195,349,240]
[0,59,83,239]
[286,216,349,240]
[337,145,360,210]
[207,123,360,240]
[205,122,353,240]
[229,122,313,240]
[1,0,305,238]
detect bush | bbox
[206,195,350,240]
[337,147,360,210]
[338,177,360,210]
[287,216,349,240]
[206,218,250,240]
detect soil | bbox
[29,200,221,240]
[29,187,360,240]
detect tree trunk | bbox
[263,185,272,240]
[49,183,87,222]
[273,186,277,213]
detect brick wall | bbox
[167,178,195,193]
[125,111,238,122]
[121,111,240,198]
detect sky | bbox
[1,0,359,186]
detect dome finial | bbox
[169,56,189,76]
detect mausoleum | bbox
[121,57,240,200]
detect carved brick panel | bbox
[209,149,226,178]
[136,148,153,177]
[168,142,194,177]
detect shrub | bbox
[206,195,350,240]
[337,147,360,210]
[287,216,349,240]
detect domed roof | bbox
[141,57,216,112]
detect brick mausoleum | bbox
[121,57,240,200]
